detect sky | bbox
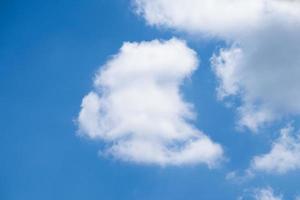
[1,0,300,199]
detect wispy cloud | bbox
[253,187,283,200]
[238,187,283,200]
[251,124,300,174]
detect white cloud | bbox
[78,38,223,166]
[211,21,300,131]
[133,0,300,38]
[134,0,300,131]
[251,125,300,174]
[253,187,283,200]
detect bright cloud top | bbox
[251,125,300,174]
[134,0,300,37]
[78,38,223,166]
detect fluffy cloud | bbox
[251,125,300,174]
[253,187,283,200]
[134,0,300,131]
[78,38,223,166]
[133,0,300,38]
[211,22,300,131]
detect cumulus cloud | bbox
[78,38,223,166]
[251,125,300,174]
[211,22,300,131]
[133,0,300,131]
[133,0,300,38]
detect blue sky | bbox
[1,0,300,200]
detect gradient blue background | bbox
[1,0,299,199]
